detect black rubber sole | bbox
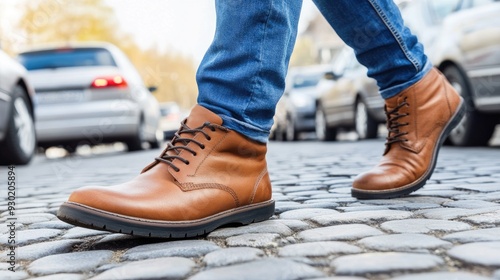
[352,99,466,199]
[57,200,275,238]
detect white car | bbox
[18,43,161,152]
[0,49,36,165]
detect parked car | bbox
[0,49,36,165]
[315,47,384,141]
[402,0,500,146]
[273,65,330,141]
[159,102,182,140]
[18,42,161,152]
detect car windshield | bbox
[293,74,322,89]
[18,48,116,71]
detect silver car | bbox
[0,49,36,165]
[18,43,161,152]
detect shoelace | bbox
[155,122,219,172]
[385,97,410,149]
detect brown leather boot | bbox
[57,105,274,238]
[352,68,465,199]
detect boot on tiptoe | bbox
[57,105,274,238]
[352,68,465,199]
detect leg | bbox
[313,0,465,198]
[57,0,303,237]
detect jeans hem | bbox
[380,61,433,99]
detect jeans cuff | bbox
[219,115,270,144]
[379,60,433,99]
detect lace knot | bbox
[155,122,218,172]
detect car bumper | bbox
[35,100,140,143]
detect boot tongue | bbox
[185,105,223,128]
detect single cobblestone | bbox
[203,247,264,267]
[272,219,311,231]
[416,208,500,220]
[29,220,74,230]
[189,258,325,280]
[226,233,280,248]
[61,227,109,239]
[122,240,220,261]
[13,213,56,224]
[91,257,195,280]
[312,210,413,225]
[30,273,86,280]
[448,242,500,266]
[298,224,384,242]
[0,239,82,261]
[279,208,338,220]
[278,241,362,257]
[390,272,492,280]
[0,270,29,280]
[0,229,61,246]
[357,234,452,252]
[443,228,500,242]
[332,252,444,275]
[380,219,471,233]
[443,200,499,209]
[208,220,293,238]
[28,250,113,275]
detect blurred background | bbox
[0,0,499,165]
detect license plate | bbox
[35,90,86,104]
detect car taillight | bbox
[91,76,128,88]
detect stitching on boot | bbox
[175,181,240,207]
[249,168,268,204]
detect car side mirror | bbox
[148,86,158,93]
[323,71,338,80]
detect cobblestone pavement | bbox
[2,139,500,279]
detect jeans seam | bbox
[244,0,274,121]
[367,0,420,72]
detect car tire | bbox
[285,116,298,141]
[355,98,378,140]
[315,105,337,141]
[0,85,36,165]
[125,119,145,152]
[444,65,496,146]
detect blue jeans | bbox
[197,0,431,143]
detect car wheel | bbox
[315,106,337,141]
[444,65,496,146]
[0,85,36,165]
[285,116,298,141]
[355,98,378,140]
[125,119,145,152]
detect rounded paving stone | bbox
[443,228,500,243]
[358,234,452,251]
[30,273,86,280]
[91,257,195,280]
[189,258,325,280]
[0,239,82,261]
[448,242,500,266]
[29,220,74,230]
[272,219,311,231]
[14,213,56,224]
[331,252,443,275]
[279,208,339,220]
[208,220,293,238]
[226,233,280,248]
[28,250,114,275]
[311,210,412,226]
[0,229,62,246]
[390,271,491,280]
[380,219,471,234]
[278,241,362,257]
[122,240,220,261]
[461,210,500,225]
[0,270,29,280]
[61,227,108,239]
[298,224,384,242]
[203,247,264,267]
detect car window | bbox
[293,74,322,89]
[18,48,116,71]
